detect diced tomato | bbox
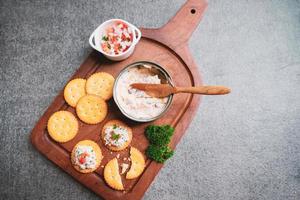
[101,43,107,48]
[123,46,129,52]
[121,22,128,29]
[79,156,86,164]
[101,43,110,53]
[111,36,117,43]
[114,49,119,55]
[121,33,126,41]
[114,43,120,51]
[130,33,133,42]
[78,152,89,164]
[117,21,128,29]
[107,27,114,33]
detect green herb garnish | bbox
[111,133,120,140]
[102,36,108,41]
[146,145,174,163]
[113,124,117,129]
[145,125,175,163]
[145,125,174,146]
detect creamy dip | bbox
[104,125,129,147]
[74,145,97,170]
[116,65,169,119]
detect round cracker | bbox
[64,78,86,107]
[47,111,78,143]
[76,95,108,124]
[71,140,103,173]
[101,120,132,151]
[126,147,145,179]
[104,158,124,190]
[86,72,115,100]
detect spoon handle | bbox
[175,86,231,95]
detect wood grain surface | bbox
[30,0,208,199]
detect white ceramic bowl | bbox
[89,19,142,61]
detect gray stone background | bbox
[1,0,299,199]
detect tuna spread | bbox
[116,65,169,120]
[74,145,97,170]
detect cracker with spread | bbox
[71,140,103,173]
[101,120,132,151]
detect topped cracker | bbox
[64,78,86,107]
[101,120,132,152]
[104,158,124,190]
[86,72,115,100]
[71,140,103,173]
[126,147,145,179]
[47,111,78,143]
[76,95,108,124]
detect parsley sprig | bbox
[112,132,120,140]
[145,125,175,163]
[102,36,108,41]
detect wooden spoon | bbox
[130,83,231,98]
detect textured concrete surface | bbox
[1,0,300,199]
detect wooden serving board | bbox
[30,0,207,199]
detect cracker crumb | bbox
[123,157,127,161]
[110,151,113,154]
[120,163,129,174]
[101,165,104,168]
[116,154,120,159]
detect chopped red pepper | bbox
[78,152,89,164]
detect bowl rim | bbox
[113,61,174,122]
[92,18,138,58]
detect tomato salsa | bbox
[101,21,133,55]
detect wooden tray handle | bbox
[175,86,231,95]
[141,0,208,47]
